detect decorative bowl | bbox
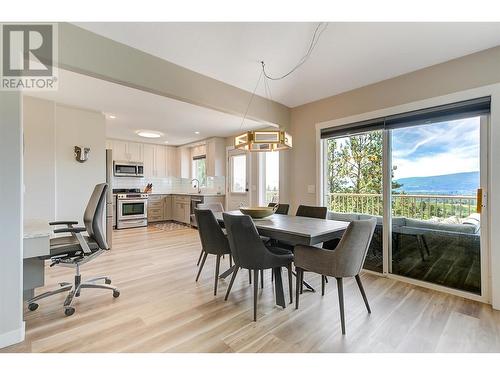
[239,206,277,219]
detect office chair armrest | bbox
[49,220,78,226]
[53,227,87,234]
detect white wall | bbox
[23,97,56,222]
[55,105,106,220]
[23,97,106,222]
[0,92,24,348]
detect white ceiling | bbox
[27,69,264,145]
[75,22,500,107]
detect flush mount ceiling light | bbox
[136,130,163,138]
[234,23,327,152]
[108,114,116,119]
[195,131,200,135]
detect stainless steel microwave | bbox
[113,161,144,177]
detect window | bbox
[192,156,206,187]
[230,154,247,193]
[264,151,279,203]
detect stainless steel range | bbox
[114,189,148,229]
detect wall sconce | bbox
[74,146,90,163]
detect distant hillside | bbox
[394,171,479,195]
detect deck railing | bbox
[326,193,477,219]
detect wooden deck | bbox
[2,223,500,353]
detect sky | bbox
[392,116,480,179]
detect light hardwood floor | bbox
[3,223,500,353]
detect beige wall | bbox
[289,45,500,209]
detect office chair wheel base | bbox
[28,303,38,311]
[64,307,75,316]
[105,278,112,284]
[113,290,120,298]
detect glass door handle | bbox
[476,188,483,213]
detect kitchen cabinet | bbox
[178,147,191,179]
[107,139,143,162]
[164,195,172,220]
[154,145,167,178]
[142,144,168,178]
[147,194,165,223]
[172,195,191,225]
[166,146,179,177]
[206,137,226,177]
[110,140,129,161]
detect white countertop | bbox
[24,219,52,239]
[113,192,225,197]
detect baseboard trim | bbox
[0,322,25,349]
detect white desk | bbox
[23,220,51,300]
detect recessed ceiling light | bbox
[135,130,163,138]
[195,131,200,135]
[108,115,116,119]
[164,141,169,144]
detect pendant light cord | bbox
[261,22,328,81]
[239,69,264,131]
[239,22,328,130]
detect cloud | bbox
[392,117,480,178]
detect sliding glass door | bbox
[324,130,384,273]
[390,116,483,294]
[321,97,489,297]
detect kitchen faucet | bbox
[191,178,201,194]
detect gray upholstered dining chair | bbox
[295,205,328,219]
[26,183,119,317]
[223,213,294,321]
[195,202,224,266]
[194,208,233,295]
[294,218,377,334]
[268,203,290,215]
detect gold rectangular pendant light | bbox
[234,129,292,152]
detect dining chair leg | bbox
[271,270,274,282]
[249,269,252,284]
[295,267,302,309]
[253,269,259,321]
[260,269,264,289]
[336,277,346,335]
[229,254,233,267]
[224,266,239,301]
[286,264,293,304]
[196,249,204,266]
[321,276,326,296]
[325,276,329,284]
[196,252,208,282]
[214,254,221,296]
[300,271,304,294]
[355,274,371,313]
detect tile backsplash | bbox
[112,175,225,195]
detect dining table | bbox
[213,210,350,308]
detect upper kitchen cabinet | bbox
[166,146,179,177]
[154,145,167,178]
[206,137,226,177]
[108,139,143,162]
[178,147,191,179]
[143,144,168,178]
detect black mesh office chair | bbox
[27,183,119,316]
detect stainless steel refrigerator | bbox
[105,149,113,249]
